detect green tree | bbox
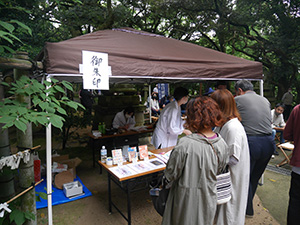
[0,76,84,132]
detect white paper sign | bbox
[81,50,111,90]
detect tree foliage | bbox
[0,76,84,133]
[1,0,300,102]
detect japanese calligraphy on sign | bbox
[81,50,111,90]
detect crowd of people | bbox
[148,80,297,225]
[82,80,297,224]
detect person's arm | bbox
[128,116,136,129]
[168,106,184,135]
[164,147,185,182]
[112,114,120,129]
[279,114,286,127]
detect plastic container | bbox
[33,153,41,182]
[98,123,103,132]
[102,123,106,135]
[100,146,107,163]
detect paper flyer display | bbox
[112,149,123,165]
[148,158,166,169]
[128,147,137,162]
[138,145,149,160]
[127,159,166,173]
[154,150,173,164]
[129,126,147,132]
[127,161,155,173]
[109,165,138,178]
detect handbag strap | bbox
[199,132,229,173]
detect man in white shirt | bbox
[271,103,286,156]
[112,106,136,131]
[271,103,286,142]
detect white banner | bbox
[81,50,111,90]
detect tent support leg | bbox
[46,75,53,225]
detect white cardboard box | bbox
[63,181,83,198]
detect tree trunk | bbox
[14,52,37,225]
[0,75,15,202]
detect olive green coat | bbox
[162,133,229,225]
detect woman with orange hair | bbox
[211,89,250,225]
[162,96,229,225]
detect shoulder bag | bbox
[149,175,170,216]
[207,140,232,205]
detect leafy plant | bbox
[0,75,85,133]
[0,200,35,225]
[0,0,32,54]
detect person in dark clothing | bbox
[80,88,94,115]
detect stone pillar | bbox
[14,52,36,225]
[0,73,15,202]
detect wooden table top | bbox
[88,128,154,140]
[98,146,174,181]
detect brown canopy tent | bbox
[39,27,263,84]
[38,28,264,224]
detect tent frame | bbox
[45,72,264,225]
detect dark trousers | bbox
[287,172,300,225]
[246,135,275,215]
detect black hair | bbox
[234,79,253,92]
[173,87,189,101]
[124,106,134,115]
[275,103,285,109]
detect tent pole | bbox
[259,79,264,96]
[46,75,53,225]
[258,78,264,186]
[149,84,152,123]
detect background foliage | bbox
[1,0,300,102]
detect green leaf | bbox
[45,106,55,114]
[61,96,69,101]
[0,81,10,87]
[32,96,42,106]
[40,93,47,100]
[10,209,26,225]
[10,20,32,36]
[49,114,64,129]
[0,21,15,33]
[3,45,15,53]
[49,96,60,106]
[39,101,49,111]
[14,119,27,133]
[38,191,48,200]
[66,101,78,110]
[50,77,59,83]
[2,121,14,129]
[0,116,15,123]
[61,80,73,91]
[3,31,22,43]
[36,116,49,125]
[17,107,27,115]
[24,212,35,221]
[54,85,65,93]
[0,31,14,44]
[57,107,67,115]
[43,80,52,87]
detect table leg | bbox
[108,173,112,213]
[127,181,131,225]
[92,138,95,168]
